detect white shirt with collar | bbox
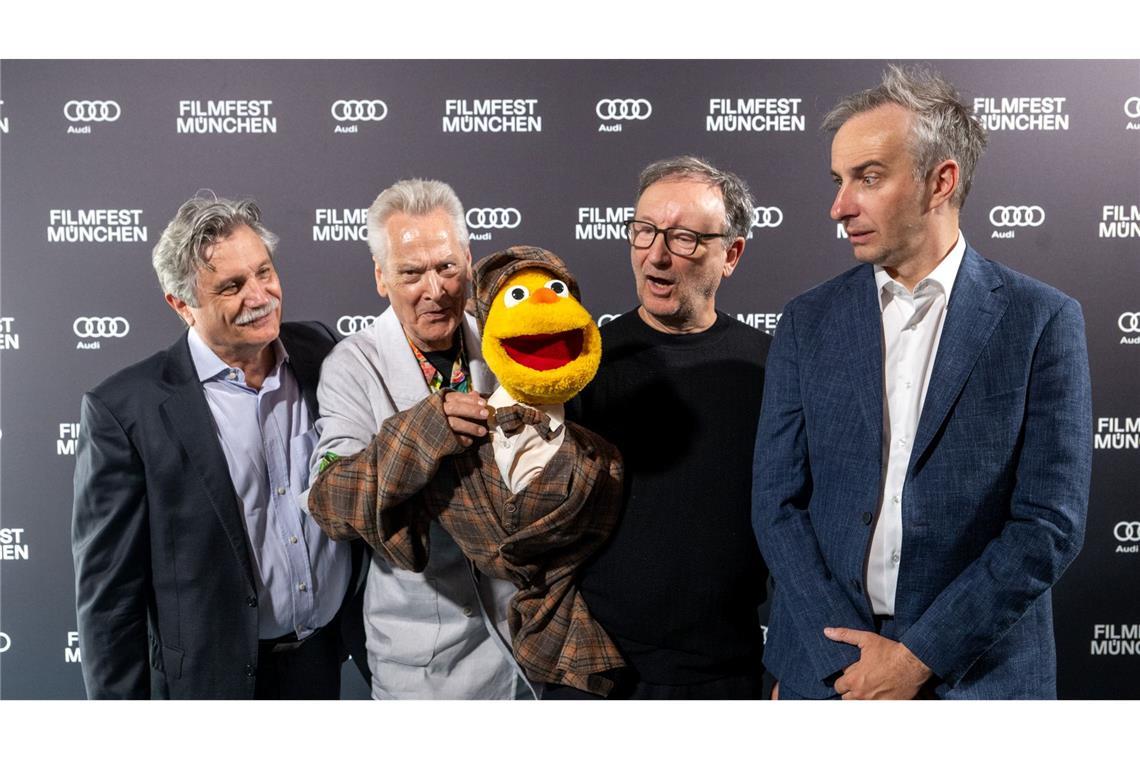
[868,231,967,616]
[488,386,566,494]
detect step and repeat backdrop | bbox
[0,60,1136,699]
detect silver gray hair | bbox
[822,63,988,208]
[637,156,755,242]
[366,178,469,269]
[151,192,278,307]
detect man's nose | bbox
[831,183,856,221]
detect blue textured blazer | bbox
[752,245,1092,699]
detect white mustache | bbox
[235,297,280,325]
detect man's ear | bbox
[722,236,745,279]
[374,264,389,299]
[165,293,195,326]
[927,159,960,211]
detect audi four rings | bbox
[989,206,1045,227]
[1119,313,1140,333]
[752,207,783,228]
[73,317,130,338]
[466,208,521,229]
[337,315,379,335]
[1114,522,1140,542]
[1125,97,1140,119]
[64,100,121,122]
[595,99,652,120]
[331,100,388,122]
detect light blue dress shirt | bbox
[188,328,351,640]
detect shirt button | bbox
[462,606,474,617]
[298,582,307,592]
[506,504,518,513]
[892,495,900,504]
[904,381,912,389]
[891,551,901,565]
[276,487,287,496]
[861,511,873,525]
[289,535,298,544]
[227,371,237,381]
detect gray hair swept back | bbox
[822,63,988,208]
[151,192,278,307]
[366,178,470,269]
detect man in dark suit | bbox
[72,194,357,699]
[752,65,1092,699]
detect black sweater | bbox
[570,310,772,685]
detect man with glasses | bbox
[546,155,772,698]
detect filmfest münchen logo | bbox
[596,99,651,132]
[313,208,368,242]
[736,312,782,334]
[576,207,633,241]
[989,205,1044,239]
[1100,205,1140,238]
[1095,417,1139,449]
[1090,624,1140,655]
[0,527,29,560]
[706,98,804,132]
[466,207,521,241]
[972,96,1068,131]
[337,315,380,336]
[177,100,276,134]
[1119,312,1140,346]
[330,99,387,134]
[0,317,18,350]
[57,422,80,456]
[48,209,147,243]
[443,99,541,133]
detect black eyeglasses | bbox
[625,219,730,257]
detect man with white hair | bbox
[73,194,354,698]
[307,178,534,699]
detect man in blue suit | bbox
[752,65,1092,699]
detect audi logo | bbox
[64,100,121,122]
[752,207,784,228]
[1114,522,1140,542]
[1125,97,1140,119]
[337,315,379,335]
[466,208,521,230]
[595,99,652,121]
[331,99,388,122]
[989,206,1045,227]
[73,317,130,338]
[1119,313,1140,333]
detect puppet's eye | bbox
[544,279,570,298]
[504,285,530,308]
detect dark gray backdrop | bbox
[0,60,1136,699]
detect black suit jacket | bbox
[72,321,364,698]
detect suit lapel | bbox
[373,308,431,410]
[281,324,322,413]
[159,333,257,592]
[909,246,1008,469]
[835,266,885,442]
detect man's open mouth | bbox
[500,329,584,371]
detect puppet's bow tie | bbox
[493,404,560,442]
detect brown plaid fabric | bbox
[308,391,626,695]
